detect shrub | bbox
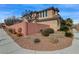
[65,32,73,38]
[2,25,6,29]
[40,28,54,36]
[45,28,54,34]
[16,28,23,37]
[40,29,43,32]
[41,31,49,36]
[57,29,60,31]
[34,38,40,43]
[8,28,13,33]
[17,32,23,37]
[4,16,22,26]
[8,28,17,34]
[12,29,17,34]
[60,25,69,32]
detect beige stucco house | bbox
[22,7,61,31]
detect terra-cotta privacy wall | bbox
[7,22,49,36]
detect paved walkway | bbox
[0,28,79,54]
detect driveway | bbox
[0,29,37,54]
[0,28,79,54]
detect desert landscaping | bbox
[4,28,73,51]
[1,7,74,51]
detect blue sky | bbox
[0,4,79,24]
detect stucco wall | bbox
[37,20,60,31]
[7,22,49,36]
[7,22,27,36]
[28,23,49,35]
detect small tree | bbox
[22,10,39,23]
[4,16,22,26]
[61,19,66,26]
[22,10,33,22]
[65,18,73,27]
[60,25,69,32]
[60,18,73,32]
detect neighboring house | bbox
[75,24,79,31]
[22,7,61,31]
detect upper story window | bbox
[45,10,47,17]
[39,10,48,18]
[39,12,42,17]
[43,11,44,17]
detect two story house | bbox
[6,7,62,36]
[22,7,61,31]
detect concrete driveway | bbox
[0,29,37,54]
[0,28,79,54]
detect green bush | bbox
[65,32,73,38]
[41,31,49,36]
[60,25,69,32]
[41,28,54,36]
[34,38,40,43]
[45,28,54,34]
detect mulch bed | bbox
[4,28,73,51]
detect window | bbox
[39,12,42,17]
[39,11,48,18]
[45,11,47,17]
[43,11,44,17]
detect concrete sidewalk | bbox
[0,28,79,54]
[0,29,36,54]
